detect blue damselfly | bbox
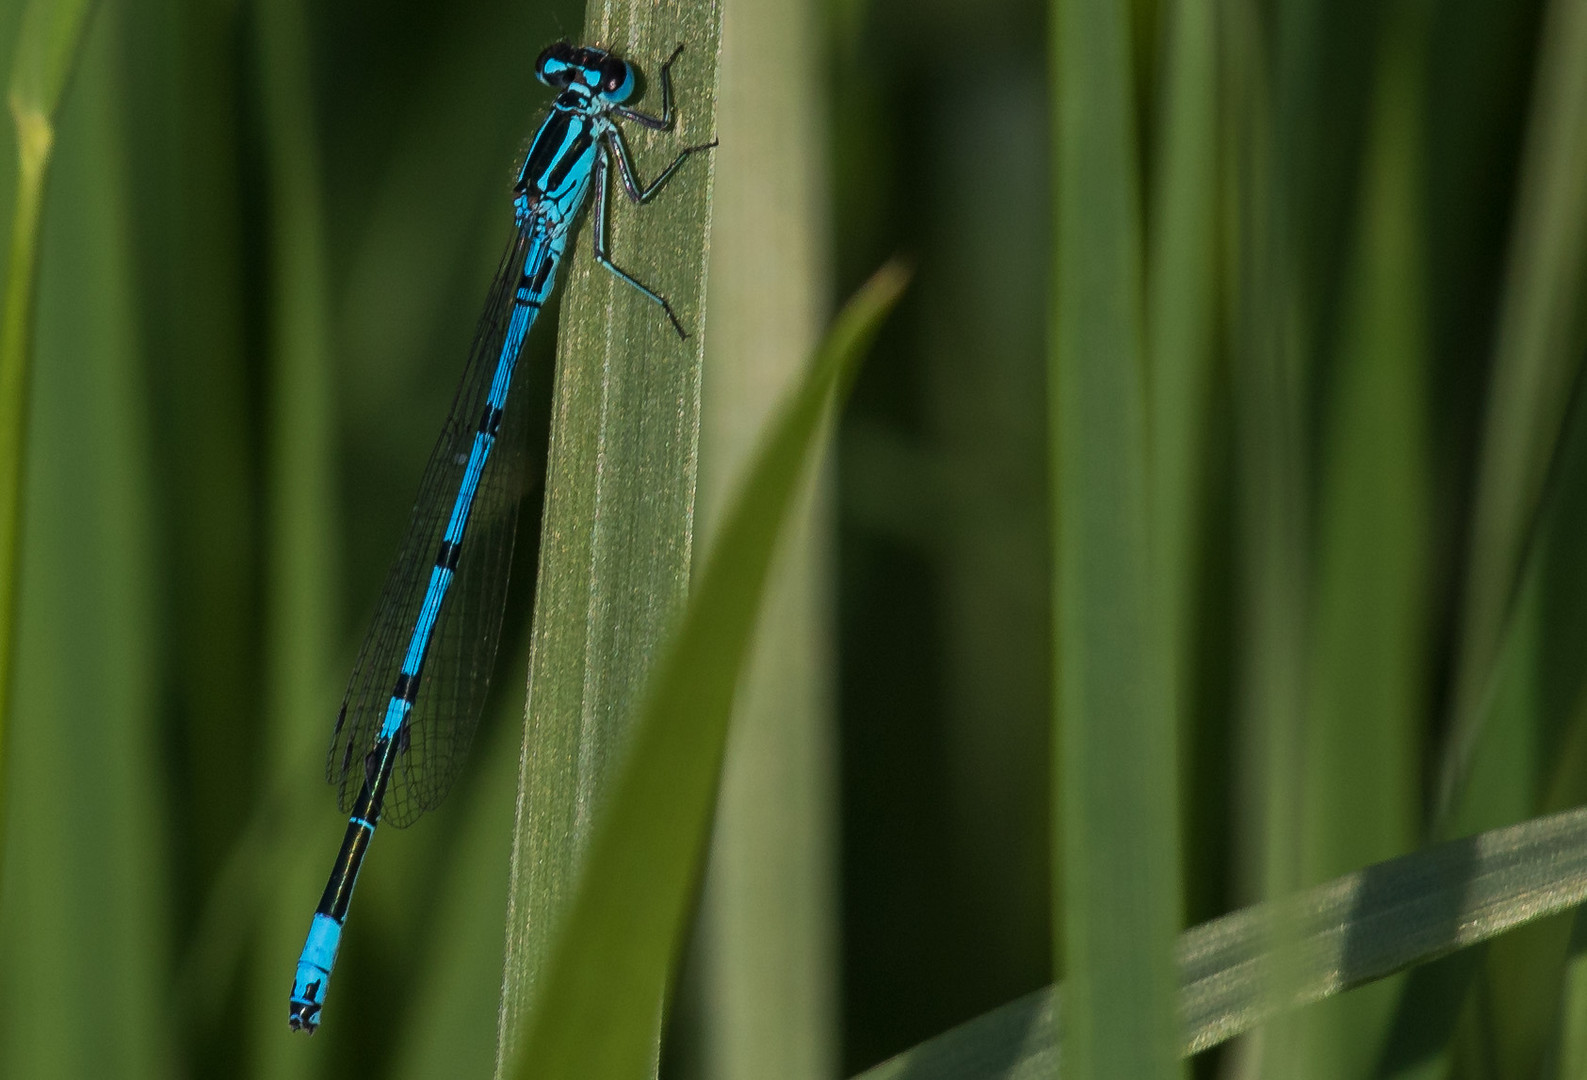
[288,40,714,1034]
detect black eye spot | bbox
[601,58,626,91]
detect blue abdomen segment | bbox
[288,912,343,1033]
[375,229,559,743]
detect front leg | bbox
[614,43,685,131]
[605,124,718,205]
[590,151,688,338]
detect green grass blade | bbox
[1436,0,1587,825]
[692,0,836,1073]
[1145,0,1217,733]
[1051,0,1183,1075]
[1373,2,1587,1068]
[1551,908,1587,1078]
[1142,0,1216,1005]
[0,0,99,879]
[493,4,724,1074]
[0,8,170,1072]
[389,657,528,1080]
[247,0,341,1070]
[1293,4,1432,1074]
[853,805,1587,1080]
[506,262,908,1080]
[118,0,261,895]
[1220,0,1312,1064]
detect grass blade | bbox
[493,4,724,1072]
[0,8,170,1072]
[0,0,100,878]
[1436,0,1587,825]
[1145,0,1217,745]
[1292,3,1431,1074]
[507,262,908,1080]
[1373,1,1587,1068]
[1220,0,1311,1065]
[692,0,836,1073]
[854,805,1587,1080]
[1051,0,1183,1075]
[248,0,341,1070]
[389,657,528,1080]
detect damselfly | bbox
[288,40,715,1035]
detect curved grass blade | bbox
[692,0,836,1074]
[852,805,1587,1080]
[0,0,100,881]
[505,261,909,1080]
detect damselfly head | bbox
[535,41,636,104]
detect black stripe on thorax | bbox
[545,127,595,192]
[478,405,503,437]
[521,112,574,188]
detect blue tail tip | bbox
[288,997,321,1034]
[291,912,341,1033]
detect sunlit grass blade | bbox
[1436,0,1587,826]
[0,0,100,876]
[493,4,724,1075]
[506,261,908,1080]
[853,805,1587,1080]
[1051,0,1182,1076]
[692,0,836,1073]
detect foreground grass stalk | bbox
[494,2,724,1073]
[1051,0,1183,1075]
[695,0,835,1073]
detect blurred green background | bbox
[3,0,1587,1076]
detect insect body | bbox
[288,41,714,1035]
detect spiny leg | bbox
[605,123,718,204]
[614,42,685,130]
[591,151,687,338]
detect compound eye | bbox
[599,57,635,102]
[535,42,575,87]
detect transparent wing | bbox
[329,227,543,827]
